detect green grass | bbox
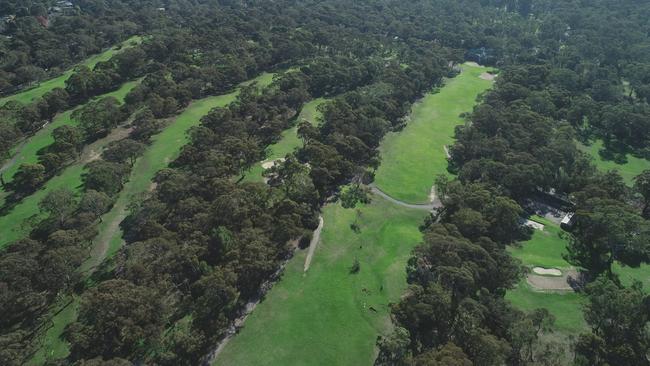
[506,281,586,333]
[508,216,569,269]
[97,93,243,261]
[28,297,80,365]
[374,63,494,204]
[216,196,428,366]
[0,81,141,248]
[579,139,649,185]
[506,217,587,333]
[29,72,277,365]
[243,97,327,182]
[506,216,649,336]
[0,36,142,106]
[1,79,140,184]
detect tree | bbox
[72,97,124,140]
[79,190,112,222]
[574,278,650,366]
[565,198,650,277]
[412,343,473,366]
[11,163,46,194]
[82,161,130,196]
[102,139,146,166]
[66,280,165,360]
[38,188,77,226]
[634,170,650,218]
[340,184,371,209]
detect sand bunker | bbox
[261,158,286,170]
[479,72,496,81]
[465,61,480,67]
[527,268,579,291]
[533,267,562,276]
[524,220,545,231]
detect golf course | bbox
[214,63,494,365]
[0,36,142,107]
[579,139,649,185]
[374,64,495,204]
[243,97,328,182]
[506,215,649,337]
[29,72,278,365]
[0,79,141,248]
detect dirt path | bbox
[370,184,439,211]
[303,215,324,272]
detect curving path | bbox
[369,184,440,211]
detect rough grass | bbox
[374,63,494,204]
[579,139,649,185]
[0,36,142,106]
[215,196,428,366]
[29,73,277,365]
[243,97,327,182]
[1,79,140,184]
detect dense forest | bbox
[0,0,648,365]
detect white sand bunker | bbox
[479,72,496,81]
[261,158,286,170]
[465,61,480,67]
[533,267,562,276]
[524,220,545,231]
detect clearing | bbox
[0,81,140,249]
[215,63,493,366]
[243,97,328,182]
[373,63,494,204]
[579,139,649,185]
[1,79,140,185]
[0,36,142,107]
[506,215,650,336]
[215,197,428,366]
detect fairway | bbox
[374,63,494,204]
[243,97,327,182]
[0,36,142,106]
[215,197,428,366]
[579,140,649,185]
[1,79,140,184]
[0,80,140,248]
[215,65,494,365]
[30,73,277,365]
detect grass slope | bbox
[216,197,428,366]
[30,73,277,364]
[579,140,649,185]
[0,36,142,106]
[374,64,493,204]
[243,97,327,182]
[1,79,140,183]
